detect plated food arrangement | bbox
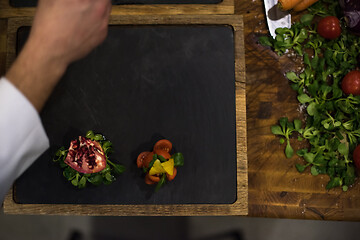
[54,134,183,191]
[137,139,184,191]
[53,130,125,188]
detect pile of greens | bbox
[259,0,360,191]
[53,130,125,188]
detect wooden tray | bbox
[0,0,234,18]
[3,15,247,216]
[9,0,224,7]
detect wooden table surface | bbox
[1,0,360,220]
[236,1,360,221]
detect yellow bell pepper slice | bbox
[161,158,174,176]
[149,159,166,175]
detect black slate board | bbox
[14,25,237,204]
[9,0,222,7]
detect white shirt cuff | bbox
[0,77,49,203]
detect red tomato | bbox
[153,139,172,153]
[148,173,160,183]
[154,149,171,159]
[353,145,360,170]
[137,151,151,168]
[341,70,360,95]
[317,16,341,40]
[65,136,106,174]
[145,173,156,185]
[143,152,155,168]
[166,167,177,181]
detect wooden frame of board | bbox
[0,0,234,18]
[3,15,247,216]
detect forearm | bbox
[6,38,67,112]
[6,0,110,112]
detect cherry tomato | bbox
[353,145,360,170]
[137,151,151,168]
[153,139,172,153]
[341,70,360,95]
[154,149,171,159]
[317,16,341,40]
[143,152,155,168]
[145,173,156,185]
[148,173,160,183]
[166,167,177,181]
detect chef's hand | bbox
[6,0,111,112]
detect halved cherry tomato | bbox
[148,174,161,183]
[137,151,151,168]
[153,139,172,153]
[145,173,156,185]
[154,149,171,159]
[166,167,177,181]
[143,152,155,168]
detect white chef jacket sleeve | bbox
[0,77,49,203]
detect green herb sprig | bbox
[261,0,359,191]
[271,117,303,158]
[53,130,125,188]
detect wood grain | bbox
[3,15,247,216]
[236,0,360,220]
[0,0,234,18]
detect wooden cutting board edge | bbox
[0,0,234,18]
[3,15,247,216]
